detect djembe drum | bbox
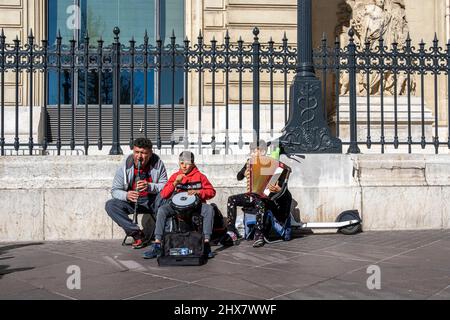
[169,192,202,232]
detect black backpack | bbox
[210,203,228,245]
[157,231,207,266]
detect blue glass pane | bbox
[48,71,73,105]
[83,0,155,43]
[161,0,184,44]
[48,0,77,44]
[161,0,184,104]
[48,0,182,106]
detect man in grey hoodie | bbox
[105,138,168,249]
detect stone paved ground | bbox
[1,230,450,300]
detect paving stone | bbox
[274,278,428,300]
[335,262,450,297]
[260,253,370,279]
[61,271,183,300]
[196,268,326,299]
[0,277,40,298]
[129,283,260,300]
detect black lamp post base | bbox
[279,77,342,154]
[109,144,123,155]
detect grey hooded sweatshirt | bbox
[111,153,168,201]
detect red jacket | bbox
[160,166,216,202]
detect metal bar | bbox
[83,31,89,155]
[283,33,288,125]
[14,36,20,152]
[335,37,340,138]
[321,33,327,121]
[225,30,230,154]
[238,36,243,150]
[129,37,135,149]
[296,0,314,77]
[157,36,162,150]
[70,36,76,151]
[28,30,34,155]
[144,31,149,138]
[0,29,5,155]
[379,38,385,154]
[211,36,216,154]
[365,41,371,148]
[109,27,122,155]
[98,37,103,150]
[170,31,176,153]
[56,32,62,155]
[347,29,360,154]
[252,27,260,143]
[42,39,48,153]
[433,35,440,154]
[269,37,274,137]
[393,42,399,150]
[447,40,450,150]
[197,31,203,154]
[183,36,189,149]
[420,40,426,149]
[434,68,439,154]
[407,68,412,153]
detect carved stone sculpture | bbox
[337,0,416,96]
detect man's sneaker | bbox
[142,243,162,259]
[132,238,149,249]
[204,242,215,259]
[131,231,148,249]
[252,231,265,248]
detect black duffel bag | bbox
[157,231,207,266]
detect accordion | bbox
[247,156,291,199]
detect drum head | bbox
[171,192,197,207]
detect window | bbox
[47,0,184,106]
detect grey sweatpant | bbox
[155,203,214,241]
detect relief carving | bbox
[337,0,416,96]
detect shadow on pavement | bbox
[0,243,44,279]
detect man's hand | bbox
[127,191,140,203]
[173,174,186,187]
[268,183,281,193]
[136,180,148,192]
[187,190,199,196]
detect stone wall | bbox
[0,153,449,241]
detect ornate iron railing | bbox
[1,27,449,155]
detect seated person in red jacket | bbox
[143,151,216,259]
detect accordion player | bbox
[247,155,292,201]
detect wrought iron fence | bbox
[1,27,449,155]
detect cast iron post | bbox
[279,0,342,154]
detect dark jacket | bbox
[111,153,168,201]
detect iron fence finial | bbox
[253,27,259,40]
